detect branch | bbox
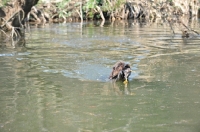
[181,21,199,35]
[96,5,105,22]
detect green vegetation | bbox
[0,0,9,6]
[56,0,71,19]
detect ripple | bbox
[0,53,14,57]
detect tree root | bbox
[0,9,25,44]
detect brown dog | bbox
[109,61,131,82]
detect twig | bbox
[96,5,105,22]
[0,29,10,38]
[181,21,199,35]
[0,8,24,28]
[167,20,175,35]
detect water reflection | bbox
[0,20,200,132]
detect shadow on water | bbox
[0,20,200,132]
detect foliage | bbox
[0,0,9,6]
[114,0,125,9]
[83,0,96,19]
[83,0,125,19]
[86,0,96,9]
[56,0,71,18]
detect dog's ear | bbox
[123,64,131,69]
[109,67,116,79]
[124,64,130,68]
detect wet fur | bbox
[109,61,131,81]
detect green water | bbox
[0,21,200,132]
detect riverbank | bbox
[0,0,200,42]
[29,0,200,23]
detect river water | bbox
[0,20,200,132]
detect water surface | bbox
[0,20,200,132]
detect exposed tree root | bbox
[0,0,39,44]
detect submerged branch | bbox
[181,21,199,35]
